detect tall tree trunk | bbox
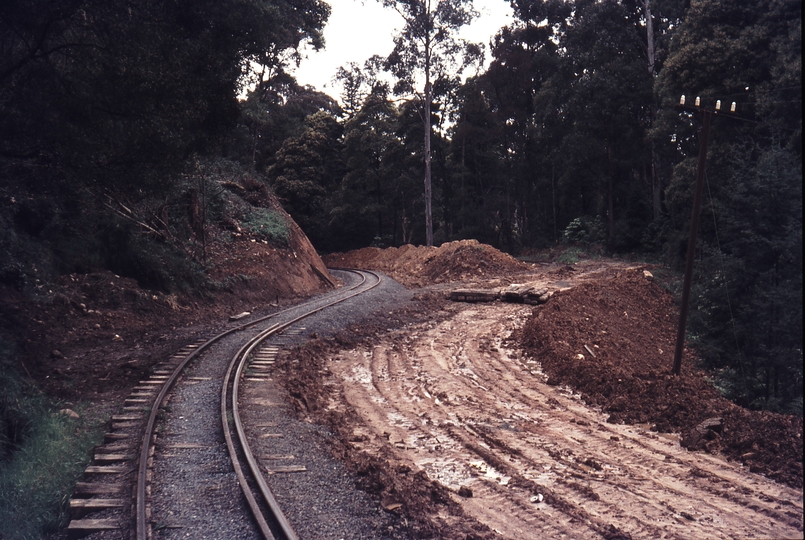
[606,142,614,243]
[424,82,433,246]
[643,0,662,220]
[643,0,655,76]
[422,17,434,248]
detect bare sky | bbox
[293,0,514,95]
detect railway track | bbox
[67,270,382,539]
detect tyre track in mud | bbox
[322,301,803,539]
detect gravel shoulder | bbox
[149,271,416,540]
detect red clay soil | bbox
[0,208,333,401]
[281,301,494,540]
[323,239,531,288]
[516,269,803,489]
[324,242,802,489]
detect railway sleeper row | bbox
[69,271,376,538]
[66,340,206,538]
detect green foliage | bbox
[684,146,803,413]
[0,0,331,295]
[105,225,211,294]
[234,81,340,173]
[268,111,345,247]
[0,0,331,194]
[328,85,408,252]
[380,0,481,245]
[563,216,606,245]
[0,340,103,539]
[640,217,673,255]
[656,0,802,413]
[447,0,657,251]
[556,247,582,265]
[241,208,290,245]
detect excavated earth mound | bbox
[517,269,803,489]
[323,239,530,288]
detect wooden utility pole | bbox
[672,96,736,375]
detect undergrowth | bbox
[241,208,290,245]
[556,247,583,264]
[0,340,103,540]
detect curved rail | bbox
[221,270,382,539]
[135,270,376,540]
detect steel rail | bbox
[222,270,382,540]
[135,269,372,540]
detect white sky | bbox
[293,0,514,96]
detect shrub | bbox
[0,341,103,539]
[563,216,605,245]
[241,208,290,245]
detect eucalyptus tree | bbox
[630,0,687,220]
[380,0,482,246]
[478,0,572,247]
[464,0,653,248]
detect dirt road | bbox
[287,261,803,539]
[318,302,801,538]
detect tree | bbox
[0,0,331,287]
[622,0,688,221]
[236,72,340,173]
[656,0,802,412]
[335,82,404,250]
[455,0,653,249]
[380,0,482,246]
[0,0,330,194]
[268,111,344,247]
[335,56,390,120]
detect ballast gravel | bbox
[149,271,412,539]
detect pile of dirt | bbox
[517,268,803,489]
[323,239,530,288]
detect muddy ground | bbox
[3,236,802,539]
[284,255,803,539]
[0,212,333,401]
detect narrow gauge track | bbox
[219,269,382,540]
[65,269,381,539]
[136,269,380,539]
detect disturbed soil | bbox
[3,234,802,539]
[286,250,803,538]
[0,206,333,402]
[323,239,531,288]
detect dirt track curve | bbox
[285,261,803,539]
[319,303,802,538]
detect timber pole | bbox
[672,107,712,375]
